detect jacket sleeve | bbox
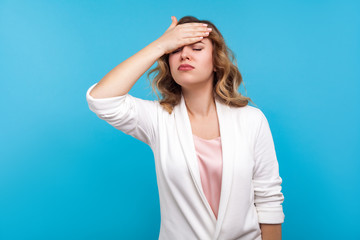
[85,82,158,146]
[252,110,285,224]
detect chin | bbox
[173,75,191,83]
[174,77,199,86]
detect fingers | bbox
[182,26,212,38]
[179,24,212,35]
[182,31,209,39]
[162,19,213,53]
[181,22,209,27]
[186,26,211,32]
[166,16,178,32]
[184,29,212,44]
[183,36,206,45]
[170,16,178,27]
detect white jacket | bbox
[86,83,285,240]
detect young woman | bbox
[86,16,285,240]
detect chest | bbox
[156,115,255,219]
[188,113,221,140]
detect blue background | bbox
[1,0,359,239]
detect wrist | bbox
[150,39,167,56]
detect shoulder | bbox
[226,104,270,138]
[229,104,266,123]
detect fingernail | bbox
[203,24,208,26]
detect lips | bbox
[178,64,195,71]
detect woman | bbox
[86,16,285,240]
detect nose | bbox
[180,46,192,60]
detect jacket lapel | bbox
[174,93,235,238]
[213,97,235,239]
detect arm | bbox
[89,40,165,98]
[252,110,285,233]
[260,223,282,240]
[86,35,164,144]
[86,83,158,145]
[89,16,211,99]
[86,17,212,144]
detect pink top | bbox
[192,134,223,219]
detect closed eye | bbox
[171,48,181,54]
[171,48,202,54]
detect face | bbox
[168,38,215,90]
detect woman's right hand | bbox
[155,16,212,55]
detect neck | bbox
[182,80,216,118]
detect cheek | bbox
[199,54,214,70]
[168,59,178,77]
[168,57,176,71]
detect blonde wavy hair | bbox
[147,16,254,114]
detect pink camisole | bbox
[192,134,223,219]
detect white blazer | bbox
[86,83,285,240]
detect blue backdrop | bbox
[1,0,359,239]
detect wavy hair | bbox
[147,16,254,114]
